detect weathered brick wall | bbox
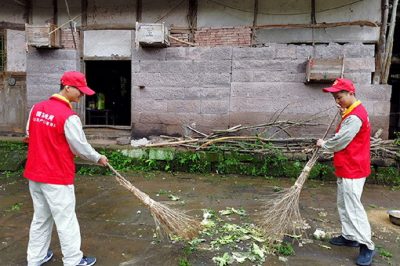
[61,29,80,49]
[169,33,191,47]
[194,27,251,47]
[131,43,391,138]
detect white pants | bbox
[337,177,374,250]
[27,180,83,266]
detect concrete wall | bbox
[86,0,136,25]
[0,73,27,133]
[131,44,391,138]
[26,48,81,112]
[0,29,27,133]
[6,29,26,72]
[83,30,132,57]
[198,0,380,43]
[141,0,188,26]
[0,0,26,24]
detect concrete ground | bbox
[0,171,399,266]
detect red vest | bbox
[333,104,371,178]
[24,96,76,185]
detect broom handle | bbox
[107,162,124,179]
[311,111,340,158]
[106,163,137,192]
[321,111,340,140]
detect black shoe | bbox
[329,235,360,247]
[356,244,376,266]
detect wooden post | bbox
[382,0,399,84]
[311,0,316,24]
[136,0,142,23]
[24,0,32,24]
[188,0,198,43]
[64,0,77,49]
[81,0,88,27]
[311,0,316,57]
[373,0,389,84]
[251,0,258,45]
[53,0,58,25]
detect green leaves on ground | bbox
[176,207,294,265]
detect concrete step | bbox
[84,128,131,144]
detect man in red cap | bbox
[316,78,375,266]
[24,71,108,266]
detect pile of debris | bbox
[131,120,400,163]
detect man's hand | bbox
[97,155,108,166]
[316,139,325,148]
[336,104,346,115]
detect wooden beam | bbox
[0,22,25,30]
[53,0,58,25]
[255,20,379,29]
[188,0,197,42]
[251,0,258,45]
[80,24,136,30]
[311,0,316,24]
[24,0,32,24]
[383,0,399,84]
[136,0,142,22]
[81,0,88,27]
[373,0,389,84]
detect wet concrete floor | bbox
[0,171,399,266]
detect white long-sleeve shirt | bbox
[64,115,101,163]
[27,107,101,163]
[321,115,362,152]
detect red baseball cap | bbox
[322,78,355,93]
[60,71,95,96]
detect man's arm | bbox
[317,115,362,152]
[64,115,108,166]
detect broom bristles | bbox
[258,112,339,240]
[108,163,202,240]
[257,153,318,240]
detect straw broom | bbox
[107,163,202,240]
[258,112,339,240]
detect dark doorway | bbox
[85,61,131,126]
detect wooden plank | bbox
[25,23,61,48]
[306,57,344,83]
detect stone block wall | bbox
[26,48,79,110]
[132,43,391,138]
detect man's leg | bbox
[337,177,350,227]
[42,184,83,266]
[27,181,54,266]
[341,178,374,250]
[330,178,359,247]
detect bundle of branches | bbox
[144,127,399,163]
[145,119,323,155]
[144,106,332,151]
[370,137,400,160]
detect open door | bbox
[85,60,131,127]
